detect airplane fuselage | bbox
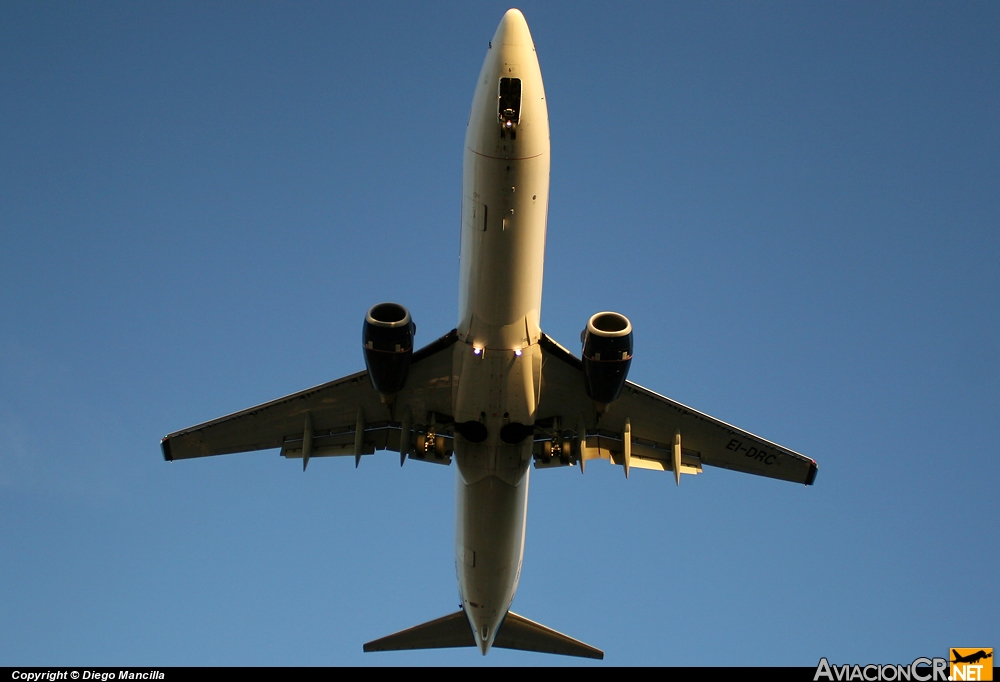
[453,10,549,654]
[160,8,816,661]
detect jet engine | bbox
[581,311,633,404]
[363,302,415,396]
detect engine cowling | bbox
[581,311,633,404]
[363,302,415,396]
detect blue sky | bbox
[1,1,997,666]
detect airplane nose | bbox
[493,8,532,47]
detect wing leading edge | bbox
[535,333,817,485]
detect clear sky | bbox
[1,1,997,667]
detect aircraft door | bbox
[464,192,487,232]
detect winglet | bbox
[805,460,818,486]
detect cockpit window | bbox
[498,78,521,125]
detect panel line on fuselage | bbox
[467,148,546,161]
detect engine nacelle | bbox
[581,311,633,404]
[363,302,415,396]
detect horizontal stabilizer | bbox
[363,610,474,653]
[495,611,604,659]
[363,609,603,659]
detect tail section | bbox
[363,610,474,653]
[494,611,604,659]
[363,609,603,660]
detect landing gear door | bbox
[498,77,521,137]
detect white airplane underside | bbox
[161,10,817,660]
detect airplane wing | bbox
[535,333,817,485]
[161,330,459,466]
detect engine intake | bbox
[363,302,415,396]
[581,311,633,404]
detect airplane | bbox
[160,8,817,660]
